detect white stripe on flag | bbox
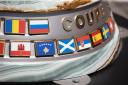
[79,43,91,50]
[11,42,30,51]
[30,20,48,25]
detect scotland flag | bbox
[58,38,76,54]
[35,41,55,57]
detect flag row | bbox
[0,7,108,35]
[2,19,49,35]
[0,17,115,57]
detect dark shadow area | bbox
[89,37,128,85]
[113,12,128,29]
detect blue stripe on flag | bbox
[77,39,91,46]
[30,24,48,29]
[5,20,12,33]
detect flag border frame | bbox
[4,19,26,35]
[28,19,50,35]
[34,40,56,57]
[9,41,31,57]
[75,34,92,51]
[56,38,76,55]
[90,29,103,46]
[100,23,111,40]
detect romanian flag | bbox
[5,19,26,34]
[29,20,49,34]
[0,40,5,56]
[91,30,103,46]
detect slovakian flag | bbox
[10,42,31,57]
[5,19,26,34]
[101,24,111,40]
[29,20,49,34]
[107,17,115,33]
[91,30,103,46]
[0,40,5,56]
[76,35,92,51]
[58,38,76,54]
[35,41,55,57]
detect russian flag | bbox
[29,20,49,34]
[76,35,92,50]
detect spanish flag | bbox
[91,30,103,46]
[5,19,26,34]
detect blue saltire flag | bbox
[58,38,76,54]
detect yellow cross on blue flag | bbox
[101,24,111,40]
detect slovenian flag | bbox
[5,19,26,34]
[76,35,92,50]
[10,42,31,57]
[29,20,49,34]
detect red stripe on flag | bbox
[22,51,31,56]
[10,51,30,56]
[19,20,26,34]
[93,39,103,46]
[10,51,21,56]
[91,30,101,36]
[77,35,90,42]
[0,43,4,55]
[30,29,49,34]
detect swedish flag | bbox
[101,24,111,40]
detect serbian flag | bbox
[10,42,31,57]
[76,35,92,51]
[0,40,5,56]
[29,20,49,34]
[91,30,103,46]
[5,19,26,34]
[107,17,115,33]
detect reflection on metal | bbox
[86,11,94,26]
[54,75,91,85]
[62,17,73,32]
[75,15,85,29]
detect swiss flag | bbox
[10,42,31,57]
[0,40,5,56]
[107,17,115,34]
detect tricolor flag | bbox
[101,24,111,40]
[58,38,76,54]
[0,40,5,56]
[35,41,55,57]
[107,17,115,33]
[5,19,26,34]
[10,42,31,57]
[76,35,92,51]
[91,30,103,46]
[29,20,49,34]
